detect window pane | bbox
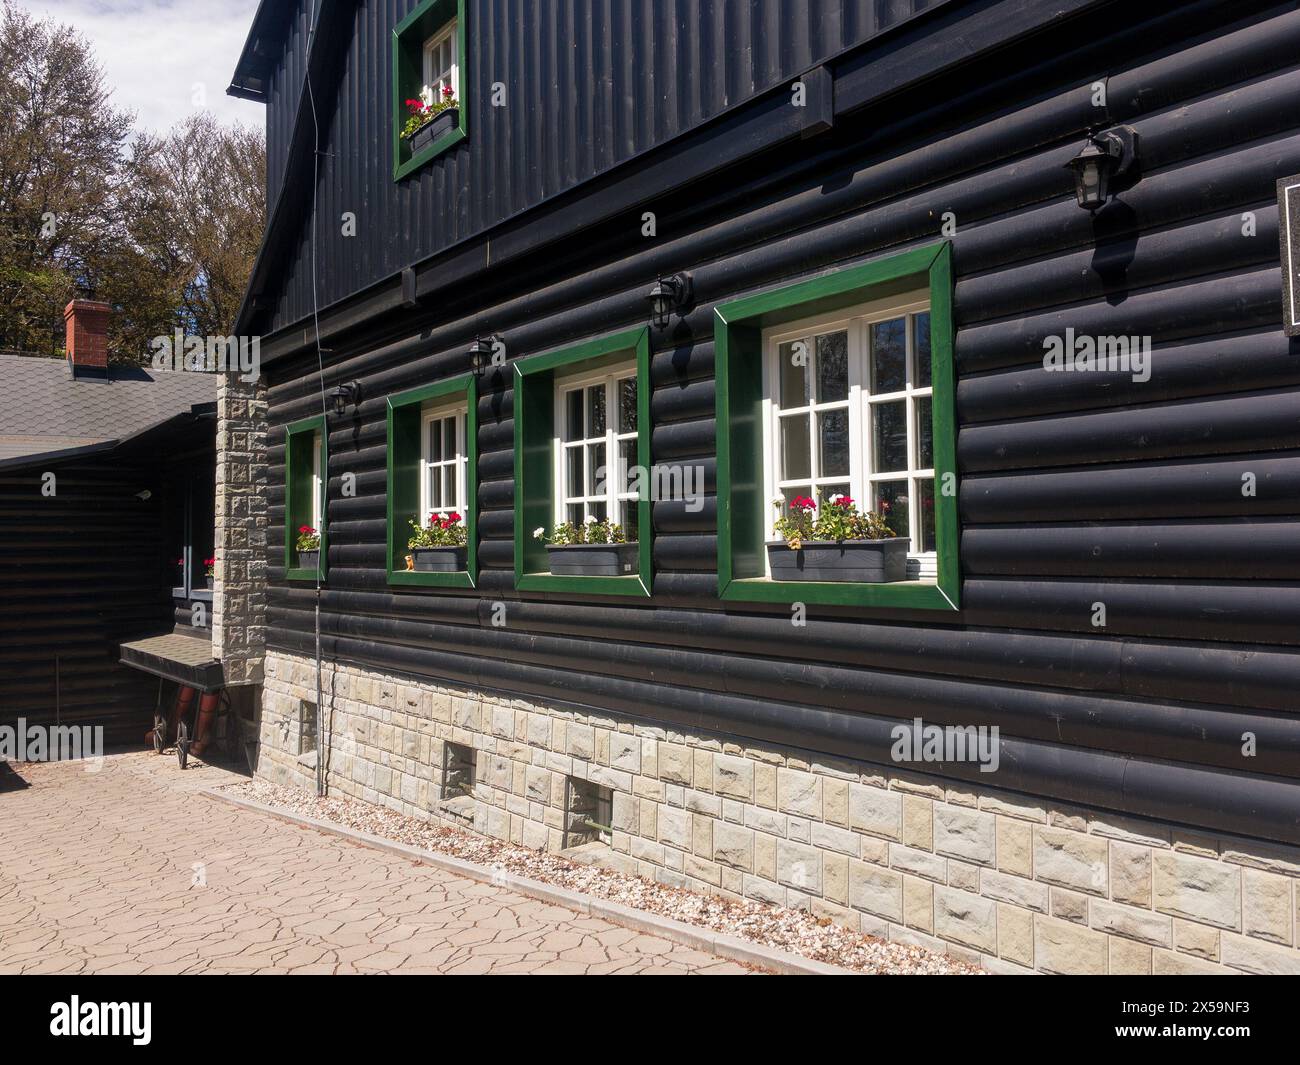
[429,419,442,462]
[914,312,931,388]
[566,503,583,526]
[444,418,456,460]
[586,442,606,496]
[620,499,638,543]
[587,385,606,436]
[780,414,811,480]
[565,446,583,498]
[590,500,607,523]
[618,438,636,493]
[815,331,848,402]
[778,340,809,407]
[871,318,906,393]
[817,409,849,477]
[565,389,583,440]
[874,481,910,540]
[872,401,908,472]
[618,378,637,433]
[429,469,442,509]
[917,479,936,553]
[915,395,933,468]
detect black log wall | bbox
[0,460,173,745]
[260,4,1300,845]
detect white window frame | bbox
[761,292,935,578]
[422,19,458,103]
[310,430,323,530]
[419,399,468,524]
[553,363,638,535]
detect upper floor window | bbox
[555,366,639,542]
[392,0,468,180]
[764,300,935,576]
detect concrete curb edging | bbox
[201,787,854,976]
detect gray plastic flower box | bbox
[547,542,638,576]
[408,107,458,154]
[412,545,467,572]
[297,549,320,571]
[766,538,909,583]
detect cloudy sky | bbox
[31,0,265,133]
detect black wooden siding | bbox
[260,3,1300,845]
[0,461,174,746]
[261,0,944,332]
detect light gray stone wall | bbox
[258,650,1300,975]
[213,372,268,685]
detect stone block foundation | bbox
[256,651,1300,975]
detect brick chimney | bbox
[63,299,111,371]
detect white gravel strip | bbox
[219,778,980,975]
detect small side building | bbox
[0,301,216,744]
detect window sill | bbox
[719,576,957,610]
[394,126,465,180]
[285,567,325,582]
[515,572,650,597]
[388,568,475,589]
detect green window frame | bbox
[284,414,327,582]
[714,242,959,610]
[386,373,478,588]
[392,0,468,181]
[513,326,653,597]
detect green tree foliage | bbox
[0,1,264,363]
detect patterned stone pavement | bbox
[0,752,753,974]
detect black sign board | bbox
[1280,175,1300,336]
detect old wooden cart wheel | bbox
[177,721,190,770]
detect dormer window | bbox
[393,0,468,180]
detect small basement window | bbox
[298,698,317,757]
[441,741,476,800]
[386,374,477,588]
[392,0,468,180]
[565,777,613,848]
[284,415,326,580]
[513,326,652,596]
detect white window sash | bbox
[422,20,458,101]
[419,402,468,524]
[311,431,323,529]
[761,295,935,576]
[552,364,637,530]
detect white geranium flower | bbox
[585,514,598,523]
[532,527,545,539]
[830,493,845,503]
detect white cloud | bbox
[26,0,266,134]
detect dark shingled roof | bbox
[0,354,217,465]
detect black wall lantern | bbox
[1065,126,1139,210]
[646,272,693,329]
[468,334,502,377]
[331,380,361,416]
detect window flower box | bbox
[408,106,457,153]
[766,537,909,582]
[297,549,320,571]
[767,493,907,582]
[411,545,468,572]
[546,542,638,576]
